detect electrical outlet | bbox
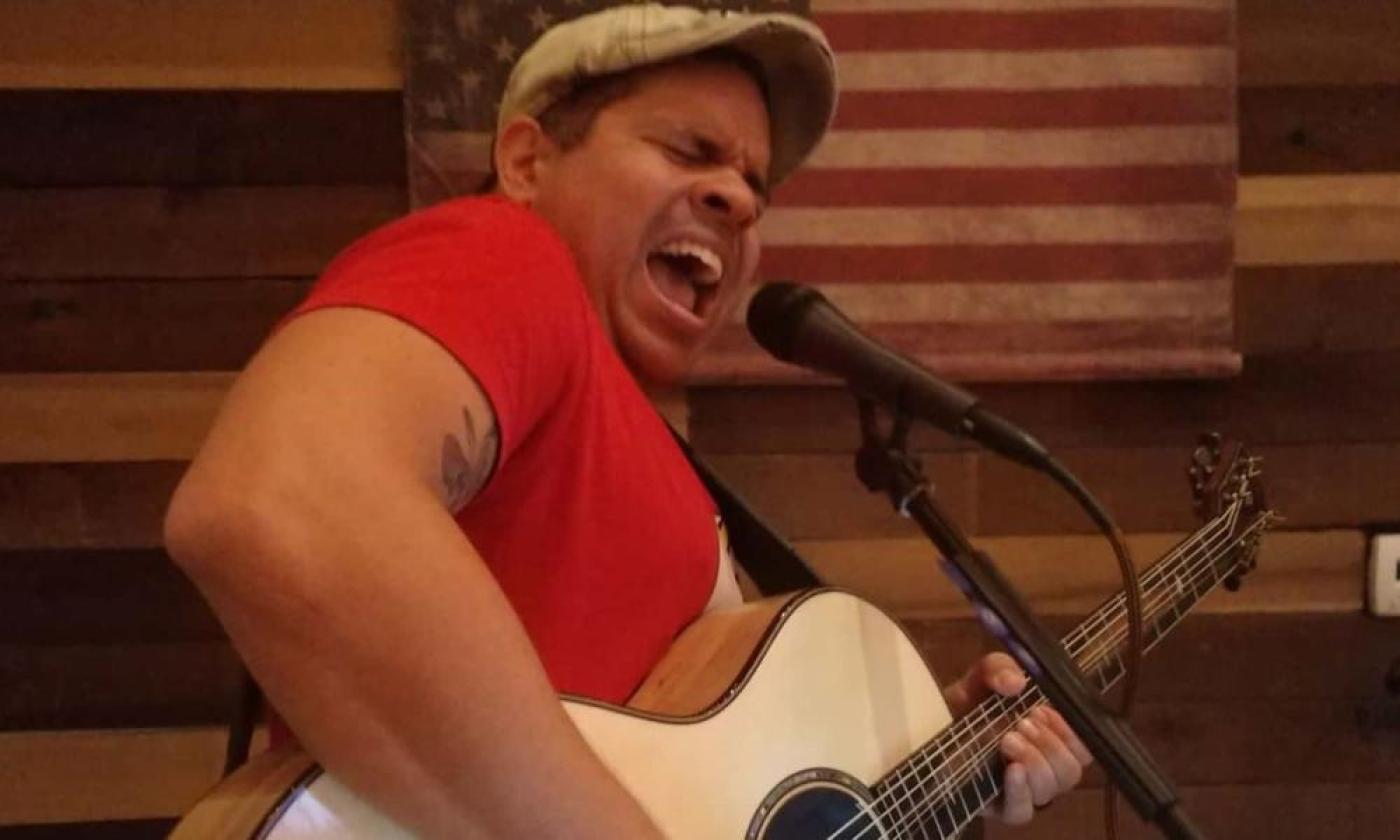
[1370,534,1400,617]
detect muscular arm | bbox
[165,308,662,839]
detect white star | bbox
[455,4,482,37]
[422,40,451,63]
[493,36,518,64]
[528,6,554,32]
[459,70,483,96]
[423,98,448,121]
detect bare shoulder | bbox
[198,307,499,512]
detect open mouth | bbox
[647,240,723,319]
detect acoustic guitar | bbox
[172,436,1273,839]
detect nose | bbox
[693,169,761,229]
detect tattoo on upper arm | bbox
[441,407,499,512]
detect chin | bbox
[619,341,697,390]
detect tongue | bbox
[647,255,697,314]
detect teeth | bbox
[655,240,723,284]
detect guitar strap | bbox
[669,428,824,595]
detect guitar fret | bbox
[1097,653,1123,690]
[909,772,933,840]
[884,769,915,839]
[1194,565,1217,596]
[908,764,935,840]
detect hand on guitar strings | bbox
[942,652,1095,825]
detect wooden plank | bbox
[1237,173,1400,266]
[978,441,1400,535]
[0,550,222,644]
[10,340,1398,465]
[1125,699,1400,784]
[2,616,1391,825]
[1254,441,1400,528]
[1,279,310,372]
[0,642,240,731]
[1,176,1393,280]
[0,187,403,280]
[1240,85,1400,175]
[797,529,1362,619]
[0,374,231,464]
[0,463,181,551]
[3,0,1397,90]
[985,784,1400,839]
[1237,266,1400,354]
[907,612,1398,703]
[0,0,398,90]
[0,376,682,470]
[0,727,265,825]
[0,91,403,188]
[706,452,978,540]
[1239,0,1400,86]
[691,349,1400,454]
[0,819,176,839]
[15,332,1383,464]
[906,616,1400,787]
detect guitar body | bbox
[175,589,953,839]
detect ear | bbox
[493,115,557,204]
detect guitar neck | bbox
[866,497,1274,839]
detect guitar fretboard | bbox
[852,491,1273,840]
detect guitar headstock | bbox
[1187,433,1273,590]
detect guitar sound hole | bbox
[757,784,884,840]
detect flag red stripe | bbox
[817,8,1232,51]
[833,86,1233,129]
[691,344,1241,384]
[759,241,1233,284]
[776,164,1235,207]
[709,317,1231,353]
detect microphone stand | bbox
[852,399,1205,840]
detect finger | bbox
[1022,708,1085,792]
[945,653,1025,714]
[996,762,1035,825]
[1040,706,1095,767]
[1004,724,1059,806]
[981,652,1027,697]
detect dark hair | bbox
[480,47,769,194]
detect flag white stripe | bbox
[838,47,1234,90]
[820,278,1232,320]
[808,125,1235,168]
[814,0,1229,12]
[759,204,1231,245]
[729,279,1232,323]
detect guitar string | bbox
[827,504,1264,840]
[865,512,1269,840]
[828,509,1239,840]
[875,515,1247,840]
[872,510,1260,840]
[841,512,1253,840]
[824,514,1241,840]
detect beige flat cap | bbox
[498,3,837,186]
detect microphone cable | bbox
[1036,452,1144,840]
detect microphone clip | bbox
[854,398,930,518]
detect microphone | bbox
[746,282,1052,472]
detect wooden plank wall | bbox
[2,1,1398,836]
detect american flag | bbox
[406,0,1239,383]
